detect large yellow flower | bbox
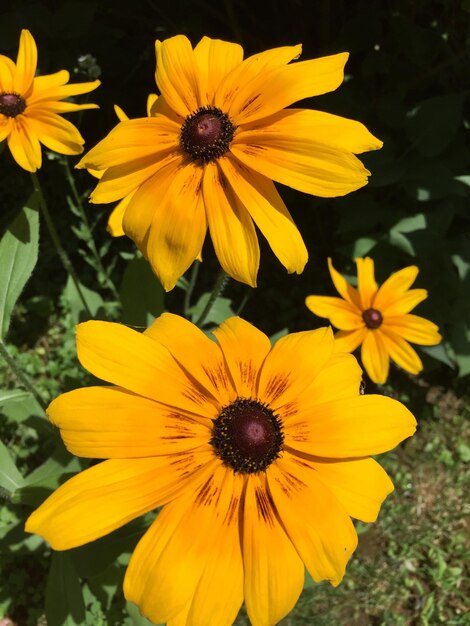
[0,29,99,172]
[306,257,442,384]
[78,35,382,291]
[26,313,415,626]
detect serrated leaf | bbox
[0,193,40,338]
[120,256,164,327]
[0,440,24,496]
[45,552,86,626]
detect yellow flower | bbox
[77,35,382,291]
[26,313,415,626]
[306,257,442,384]
[0,29,100,172]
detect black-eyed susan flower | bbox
[26,313,415,626]
[0,29,99,172]
[77,35,382,291]
[306,257,442,384]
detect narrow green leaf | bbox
[120,256,165,327]
[45,552,86,626]
[0,192,40,338]
[0,440,24,495]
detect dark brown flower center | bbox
[210,398,284,474]
[362,307,383,329]
[0,92,26,118]
[180,106,236,163]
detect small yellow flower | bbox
[26,313,415,626]
[306,257,442,384]
[78,35,382,291]
[0,29,99,172]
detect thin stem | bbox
[30,171,93,319]
[62,158,120,301]
[195,269,229,328]
[235,288,251,317]
[0,339,47,411]
[184,261,200,317]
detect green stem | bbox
[195,269,229,328]
[30,171,93,319]
[184,261,200,317]
[62,158,120,301]
[0,339,47,411]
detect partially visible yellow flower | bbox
[78,35,382,291]
[26,313,416,626]
[306,257,442,383]
[0,29,100,172]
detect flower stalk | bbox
[0,338,47,411]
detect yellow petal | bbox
[243,473,304,626]
[146,93,158,116]
[29,100,99,114]
[237,108,382,154]
[380,328,423,375]
[289,351,362,409]
[284,393,416,457]
[78,117,179,171]
[122,153,183,246]
[361,330,390,383]
[219,155,308,274]
[26,453,214,550]
[113,103,129,121]
[144,312,235,407]
[373,265,419,312]
[380,288,428,316]
[7,117,42,172]
[203,161,259,287]
[385,314,441,346]
[92,150,177,204]
[194,36,244,104]
[215,44,302,114]
[356,257,378,310]
[25,111,85,155]
[124,464,244,626]
[144,161,206,291]
[305,295,363,330]
[212,317,272,398]
[107,193,133,237]
[28,79,100,107]
[30,69,69,92]
[268,456,357,586]
[333,327,367,353]
[0,118,12,142]
[327,257,361,309]
[14,30,37,96]
[0,55,16,92]
[231,138,371,198]
[258,327,334,410]
[155,35,199,117]
[76,320,219,417]
[47,385,212,458]
[308,457,394,523]
[227,52,349,125]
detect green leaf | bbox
[0,390,45,423]
[352,237,376,258]
[126,601,161,626]
[120,256,165,327]
[64,275,105,323]
[189,294,235,327]
[406,93,465,157]
[0,192,40,339]
[418,344,456,369]
[45,552,86,626]
[0,440,24,496]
